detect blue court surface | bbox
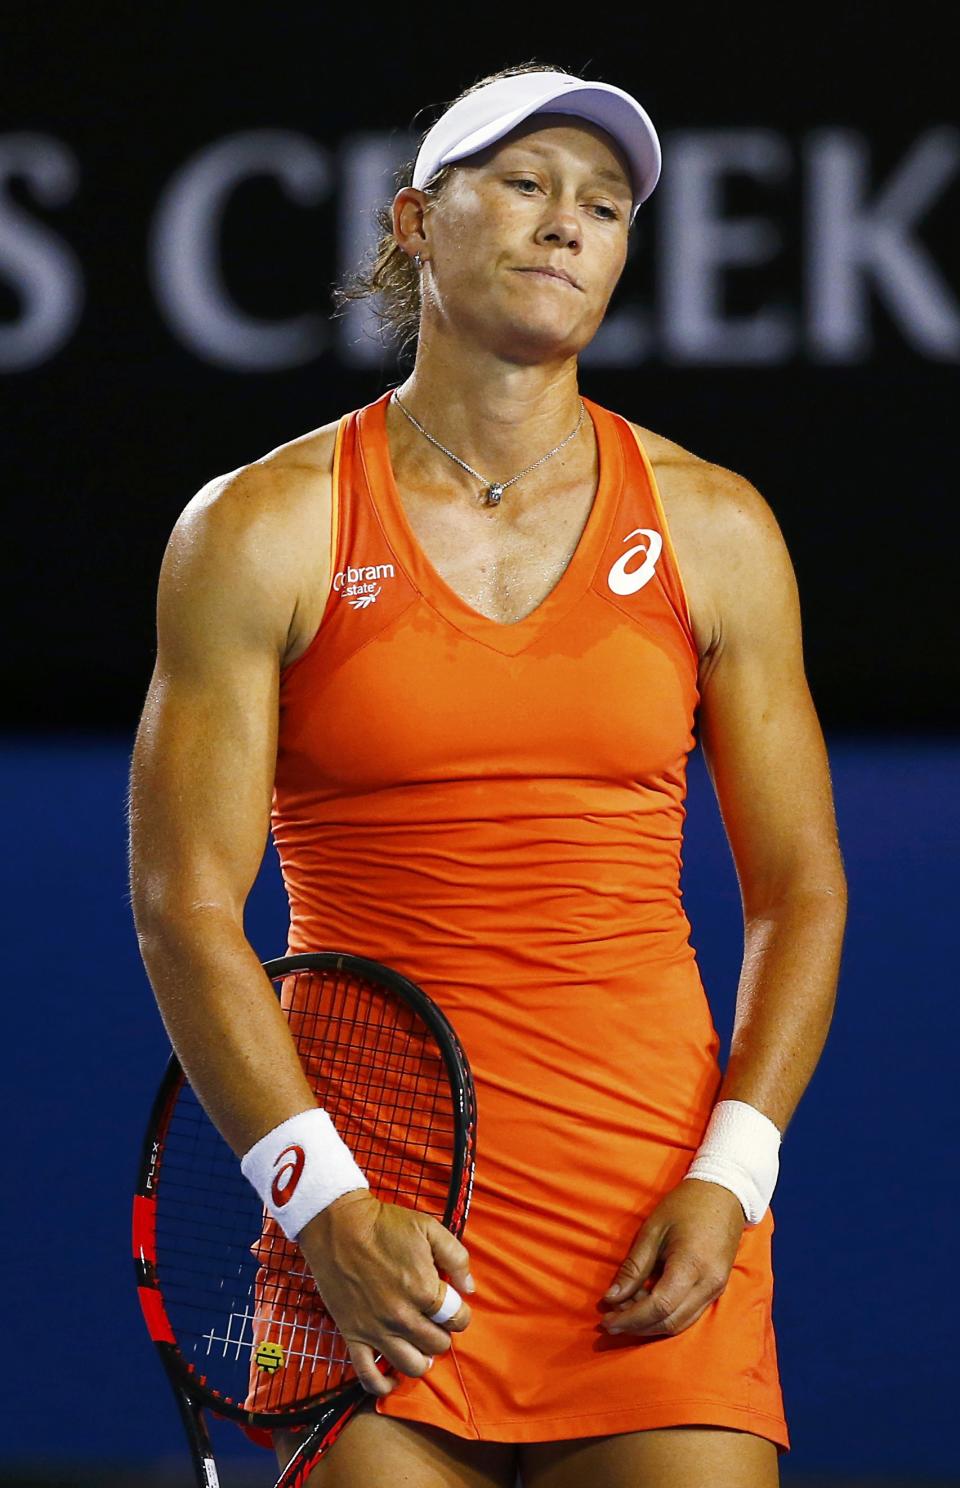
[1,734,954,1482]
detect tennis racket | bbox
[132,951,478,1488]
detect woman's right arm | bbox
[128,463,472,1393]
[129,466,321,1151]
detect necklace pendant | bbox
[486,483,504,506]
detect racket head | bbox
[133,951,477,1430]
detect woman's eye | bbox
[509,180,619,220]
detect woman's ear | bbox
[393,187,430,262]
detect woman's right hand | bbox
[297,1190,475,1396]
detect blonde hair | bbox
[331,60,583,359]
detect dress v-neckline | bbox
[357,390,623,657]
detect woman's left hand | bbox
[599,1178,747,1338]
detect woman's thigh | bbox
[519,1425,780,1488]
[275,1410,521,1488]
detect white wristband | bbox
[683,1099,782,1227]
[240,1107,370,1241]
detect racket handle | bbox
[171,1380,220,1488]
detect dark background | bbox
[2,4,956,1483]
[3,2,958,732]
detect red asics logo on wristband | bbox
[271,1144,306,1206]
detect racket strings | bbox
[152,964,461,1418]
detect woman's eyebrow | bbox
[590,167,633,194]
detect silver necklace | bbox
[391,389,585,506]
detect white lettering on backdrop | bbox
[148,129,332,370]
[0,127,956,371]
[0,133,84,371]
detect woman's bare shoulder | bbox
[257,416,343,477]
[625,418,776,531]
[624,419,778,659]
[167,417,345,667]
[184,418,346,565]
[232,416,343,519]
[627,420,749,495]
[184,417,341,525]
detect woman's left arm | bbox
[694,469,848,1133]
[600,467,847,1337]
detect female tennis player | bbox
[129,61,847,1488]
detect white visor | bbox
[411,71,661,224]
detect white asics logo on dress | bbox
[333,560,396,609]
[606,528,662,596]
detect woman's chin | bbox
[490,310,587,363]
[439,302,590,363]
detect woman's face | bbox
[400,114,634,364]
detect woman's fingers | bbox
[603,1255,725,1337]
[346,1339,394,1395]
[302,1201,475,1386]
[347,1331,436,1394]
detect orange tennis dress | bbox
[262,389,790,1451]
